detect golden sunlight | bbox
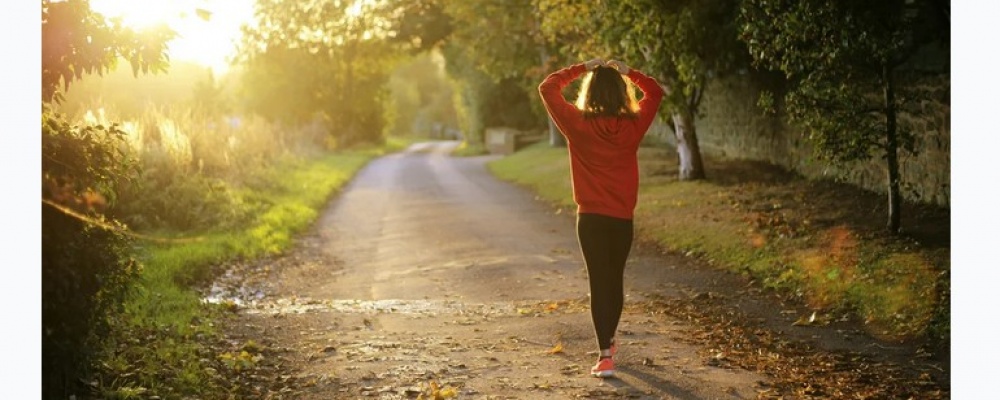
[89,0,255,75]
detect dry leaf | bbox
[792,311,828,326]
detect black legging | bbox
[576,213,634,350]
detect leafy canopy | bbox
[541,0,746,115]
[237,0,402,144]
[42,0,175,103]
[739,0,947,162]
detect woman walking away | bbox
[538,58,664,378]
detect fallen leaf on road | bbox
[792,311,829,326]
[416,380,458,400]
[548,342,564,354]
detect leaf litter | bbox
[635,293,949,399]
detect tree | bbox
[390,0,454,52]
[43,0,173,102]
[384,51,459,138]
[539,0,748,180]
[438,0,558,146]
[236,0,401,146]
[42,1,173,397]
[382,0,563,148]
[739,0,950,233]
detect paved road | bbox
[233,141,768,399]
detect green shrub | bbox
[42,108,142,398]
[115,170,263,232]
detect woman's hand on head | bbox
[584,58,605,71]
[606,60,630,75]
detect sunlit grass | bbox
[130,152,371,327]
[99,150,375,397]
[486,143,573,207]
[488,142,947,341]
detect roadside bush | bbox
[115,170,263,232]
[74,105,292,233]
[42,108,142,398]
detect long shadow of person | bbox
[600,364,712,400]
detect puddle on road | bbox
[202,262,589,316]
[202,267,270,308]
[205,291,589,317]
[241,298,519,316]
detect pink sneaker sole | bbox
[591,358,615,378]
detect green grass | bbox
[488,142,948,343]
[98,150,378,397]
[487,144,574,208]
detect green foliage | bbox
[88,151,377,398]
[440,45,493,145]
[542,0,747,116]
[538,0,748,179]
[95,311,219,398]
[42,0,175,103]
[42,1,178,396]
[117,172,262,232]
[438,44,545,145]
[65,101,328,233]
[42,108,142,399]
[740,0,886,163]
[42,109,138,204]
[536,0,614,62]
[441,0,544,82]
[738,0,949,231]
[432,0,551,141]
[389,0,454,51]
[236,0,402,146]
[738,0,947,163]
[384,51,459,138]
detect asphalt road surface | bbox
[229,141,776,399]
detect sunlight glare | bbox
[346,0,378,19]
[89,0,175,29]
[89,0,255,75]
[346,1,364,18]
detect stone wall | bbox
[654,71,950,207]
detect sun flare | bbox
[89,0,175,29]
[89,0,255,75]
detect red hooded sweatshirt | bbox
[539,63,665,220]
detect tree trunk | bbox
[884,65,902,233]
[547,116,565,147]
[535,29,565,148]
[672,111,706,180]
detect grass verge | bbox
[488,142,950,346]
[94,146,395,398]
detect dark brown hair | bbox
[575,66,639,119]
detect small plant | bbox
[218,350,262,372]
